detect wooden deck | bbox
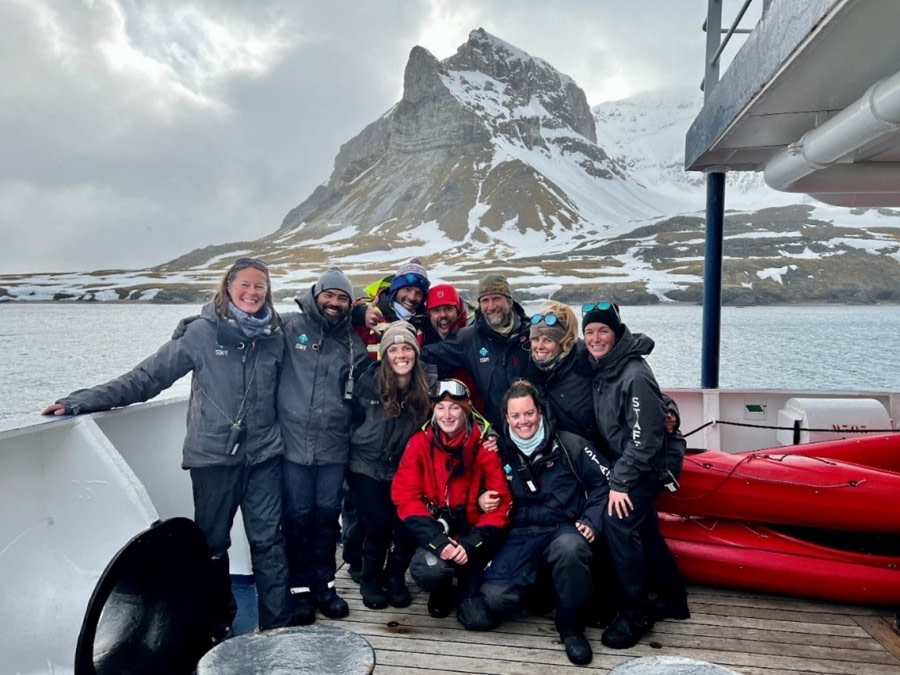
[315,562,900,674]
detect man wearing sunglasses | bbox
[422,273,531,426]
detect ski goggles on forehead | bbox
[582,301,616,315]
[233,257,269,272]
[530,312,559,326]
[429,379,470,401]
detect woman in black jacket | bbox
[347,321,434,609]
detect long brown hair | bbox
[379,354,431,421]
[212,257,278,327]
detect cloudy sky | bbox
[1,1,757,274]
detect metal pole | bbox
[701,0,724,389]
[701,172,725,388]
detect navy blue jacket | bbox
[422,302,531,425]
[496,422,610,536]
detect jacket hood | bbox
[588,327,655,378]
[296,286,352,333]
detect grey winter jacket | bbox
[347,361,436,481]
[56,302,284,469]
[278,288,369,466]
[588,327,672,493]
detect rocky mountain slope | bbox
[3,29,899,304]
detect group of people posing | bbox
[44,256,690,666]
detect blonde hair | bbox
[538,300,578,358]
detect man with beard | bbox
[351,258,430,359]
[422,273,531,425]
[422,283,484,415]
[278,267,370,624]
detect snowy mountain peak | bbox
[3,31,898,305]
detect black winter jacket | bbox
[422,302,531,425]
[496,421,610,536]
[527,340,605,450]
[347,361,436,481]
[588,327,682,492]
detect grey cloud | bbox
[0,0,746,274]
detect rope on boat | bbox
[683,418,899,439]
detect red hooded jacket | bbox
[392,418,511,553]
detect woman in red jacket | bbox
[392,379,512,628]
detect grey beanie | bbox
[314,267,354,299]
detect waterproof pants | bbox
[191,456,291,631]
[603,473,686,613]
[482,524,593,637]
[282,461,345,599]
[346,471,416,579]
[340,481,363,569]
[409,540,495,598]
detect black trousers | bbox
[346,471,415,578]
[603,473,686,613]
[282,461,345,597]
[482,524,593,637]
[190,456,291,630]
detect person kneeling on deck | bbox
[391,379,511,626]
[479,379,610,666]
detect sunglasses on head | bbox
[530,312,559,326]
[582,301,616,314]
[234,257,269,272]
[429,379,470,402]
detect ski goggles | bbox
[530,312,559,326]
[582,301,617,315]
[429,379,471,402]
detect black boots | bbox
[384,574,412,608]
[650,593,691,622]
[427,582,455,618]
[601,611,653,649]
[360,556,388,609]
[562,634,593,665]
[289,589,316,625]
[315,586,350,619]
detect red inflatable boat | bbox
[746,432,900,473]
[659,513,900,605]
[656,448,900,534]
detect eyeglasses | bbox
[582,301,617,316]
[234,257,269,272]
[429,379,470,401]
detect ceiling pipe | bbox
[764,68,900,196]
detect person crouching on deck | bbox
[391,379,511,627]
[480,379,610,666]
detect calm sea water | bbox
[2,302,898,431]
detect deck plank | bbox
[312,563,900,674]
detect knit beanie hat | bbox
[379,320,420,359]
[427,284,461,309]
[582,302,624,339]
[477,273,512,301]
[313,267,354,299]
[388,258,430,295]
[529,320,567,344]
